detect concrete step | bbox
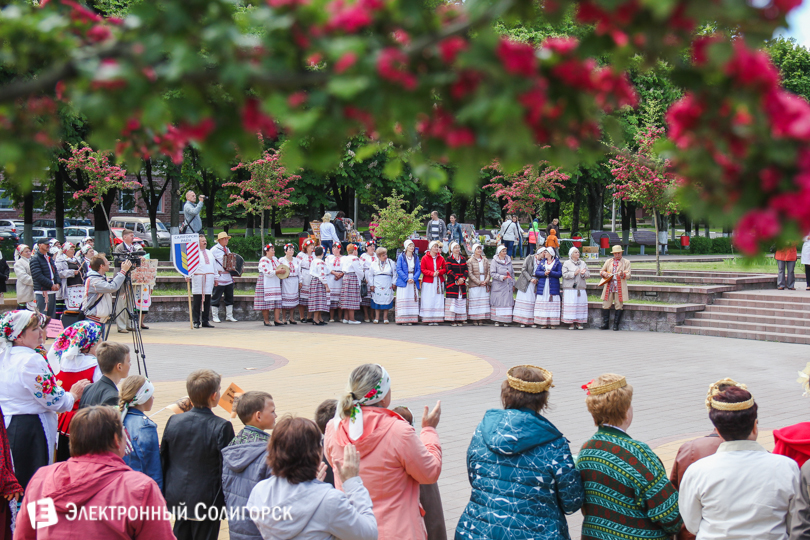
[722,291,810,304]
[693,311,810,327]
[673,326,810,345]
[684,318,809,334]
[703,304,810,319]
[713,298,810,311]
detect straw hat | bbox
[216,232,232,241]
[611,245,623,254]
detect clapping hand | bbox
[335,444,361,482]
[422,400,442,429]
[316,461,328,482]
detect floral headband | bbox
[264,244,274,253]
[302,238,315,248]
[284,243,295,251]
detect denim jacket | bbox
[123,408,163,490]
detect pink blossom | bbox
[496,39,536,77]
[376,48,417,90]
[733,209,781,255]
[724,40,780,92]
[666,93,704,148]
[242,98,277,139]
[438,36,468,64]
[334,52,358,74]
[763,89,810,142]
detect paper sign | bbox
[46,318,64,339]
[132,259,159,286]
[218,382,244,413]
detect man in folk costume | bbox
[211,231,238,323]
[599,245,631,331]
[188,233,217,329]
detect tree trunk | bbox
[476,190,486,229]
[683,213,692,236]
[55,166,65,243]
[704,221,710,238]
[586,182,604,231]
[245,213,254,237]
[457,196,468,223]
[272,208,282,237]
[571,182,581,235]
[170,166,180,235]
[260,212,265,248]
[23,190,33,246]
[654,208,661,276]
[620,200,630,249]
[93,190,116,256]
[445,201,452,222]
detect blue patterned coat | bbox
[455,408,584,540]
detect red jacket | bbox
[774,422,810,467]
[15,452,175,540]
[420,254,446,284]
[776,247,798,261]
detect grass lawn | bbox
[153,288,255,296]
[585,279,703,287]
[631,260,805,274]
[586,294,680,305]
[156,271,260,277]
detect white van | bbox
[109,216,171,247]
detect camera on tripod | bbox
[114,250,147,269]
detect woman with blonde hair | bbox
[325,363,442,540]
[533,247,563,329]
[359,241,377,321]
[119,375,161,489]
[279,243,302,324]
[466,244,490,325]
[456,365,583,539]
[326,242,344,322]
[576,374,682,540]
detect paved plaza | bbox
[107,320,810,539]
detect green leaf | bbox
[326,76,370,99]
[355,143,380,162]
[383,158,403,179]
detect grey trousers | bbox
[778,260,796,289]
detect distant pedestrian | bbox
[183,191,205,234]
[498,216,519,258]
[425,211,447,243]
[776,242,798,290]
[803,234,810,291]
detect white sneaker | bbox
[342,319,348,324]
[348,320,361,325]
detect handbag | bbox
[360,279,368,297]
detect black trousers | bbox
[192,294,212,324]
[173,519,221,540]
[7,414,49,491]
[211,283,234,307]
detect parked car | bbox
[31,228,57,245]
[110,228,147,248]
[0,232,20,250]
[33,219,56,228]
[65,218,92,227]
[109,216,170,247]
[0,219,18,234]
[65,227,95,245]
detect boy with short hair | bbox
[78,342,131,409]
[314,399,338,487]
[222,391,276,540]
[161,369,235,540]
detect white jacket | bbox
[499,220,520,242]
[802,237,810,265]
[14,257,34,304]
[247,476,377,540]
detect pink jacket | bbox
[324,407,442,540]
[15,452,175,540]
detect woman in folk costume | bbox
[420,241,447,326]
[257,244,283,327]
[395,240,421,325]
[0,403,23,540]
[339,244,363,324]
[308,247,330,326]
[46,320,103,462]
[577,374,682,540]
[14,245,35,311]
[513,247,541,328]
[444,241,468,326]
[296,238,317,323]
[188,233,217,328]
[466,244,490,325]
[79,244,95,277]
[367,247,397,324]
[326,242,344,323]
[0,311,90,491]
[359,241,378,322]
[562,247,590,330]
[489,244,515,326]
[534,247,563,329]
[278,243,302,324]
[324,364,442,540]
[53,242,81,319]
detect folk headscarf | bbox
[46,320,103,375]
[348,365,391,441]
[0,310,40,355]
[120,378,155,452]
[14,244,28,261]
[472,243,482,258]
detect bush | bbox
[144,247,170,261]
[711,237,732,254]
[484,245,496,259]
[689,236,712,254]
[225,235,272,261]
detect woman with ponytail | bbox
[119,375,162,489]
[324,363,443,540]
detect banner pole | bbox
[187,279,193,329]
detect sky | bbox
[777,1,810,47]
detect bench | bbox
[590,230,622,256]
[632,230,656,255]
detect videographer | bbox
[113,230,143,333]
[183,191,205,234]
[82,254,132,326]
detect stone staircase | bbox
[674,291,810,345]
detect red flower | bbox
[326,1,374,33]
[496,38,536,77]
[542,36,578,56]
[733,209,781,255]
[666,93,704,148]
[242,98,277,139]
[581,380,594,395]
[60,0,102,23]
[724,40,780,92]
[450,70,482,100]
[763,89,810,142]
[287,91,307,107]
[376,48,417,90]
[438,36,468,64]
[86,24,111,43]
[392,29,410,45]
[334,52,358,74]
[364,388,377,399]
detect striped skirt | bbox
[467,286,490,320]
[562,288,589,323]
[254,280,280,311]
[420,283,444,323]
[445,297,467,321]
[299,276,311,307]
[340,273,361,310]
[281,277,300,309]
[534,294,561,326]
[491,306,513,323]
[328,278,342,308]
[513,287,537,325]
[308,280,330,312]
[395,283,420,323]
[361,279,372,307]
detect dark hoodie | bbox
[15,452,174,540]
[222,437,270,540]
[455,408,584,540]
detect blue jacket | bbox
[534,259,563,296]
[122,409,163,491]
[222,434,271,540]
[455,409,583,540]
[396,252,421,289]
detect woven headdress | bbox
[506,365,553,393]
